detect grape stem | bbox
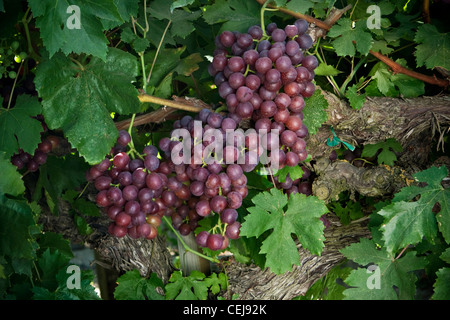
[162,216,220,264]
[125,113,145,161]
[6,61,24,110]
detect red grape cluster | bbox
[209,19,316,170]
[87,130,162,240]
[10,124,57,172]
[158,110,246,251]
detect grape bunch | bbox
[89,120,244,250]
[209,19,316,170]
[158,110,247,251]
[10,116,57,172]
[87,130,164,240]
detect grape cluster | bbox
[89,121,244,249]
[158,110,246,251]
[87,130,163,240]
[10,117,57,172]
[209,19,316,170]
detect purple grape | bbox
[207,234,224,251]
[196,231,210,247]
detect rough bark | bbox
[225,214,370,300]
[308,91,450,173]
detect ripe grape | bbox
[207,234,224,251]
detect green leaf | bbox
[314,63,342,77]
[34,155,89,210]
[297,265,352,300]
[0,194,37,262]
[240,188,327,274]
[274,165,304,183]
[148,0,201,39]
[329,194,363,225]
[414,24,450,70]
[361,138,402,166]
[37,232,73,260]
[0,94,43,158]
[341,239,427,299]
[378,166,450,253]
[345,84,366,110]
[371,62,397,96]
[433,268,450,300]
[165,270,208,300]
[170,0,195,12]
[37,249,71,291]
[202,0,260,33]
[114,270,165,300]
[113,0,139,21]
[34,48,140,164]
[145,46,202,92]
[328,19,373,57]
[370,40,393,55]
[393,166,450,245]
[28,0,124,60]
[370,59,425,98]
[302,90,328,135]
[285,0,316,14]
[202,272,228,295]
[440,247,450,264]
[54,268,100,300]
[379,201,438,254]
[0,152,25,196]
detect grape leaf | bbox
[34,48,140,164]
[361,138,402,166]
[37,248,71,291]
[240,188,327,274]
[114,270,164,300]
[345,84,366,110]
[285,0,316,14]
[327,18,373,57]
[202,0,260,33]
[432,268,450,300]
[0,152,25,196]
[0,194,37,265]
[165,270,208,300]
[302,89,328,135]
[440,247,450,264]
[170,0,195,12]
[28,0,125,60]
[378,201,437,254]
[341,238,427,299]
[202,272,228,295]
[144,46,202,89]
[370,60,425,98]
[274,165,304,183]
[0,94,43,158]
[298,265,352,300]
[54,268,101,300]
[148,0,201,39]
[315,63,342,77]
[414,24,450,71]
[380,166,450,253]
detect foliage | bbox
[361,138,403,166]
[240,188,328,274]
[0,0,449,301]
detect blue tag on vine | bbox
[326,127,355,151]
